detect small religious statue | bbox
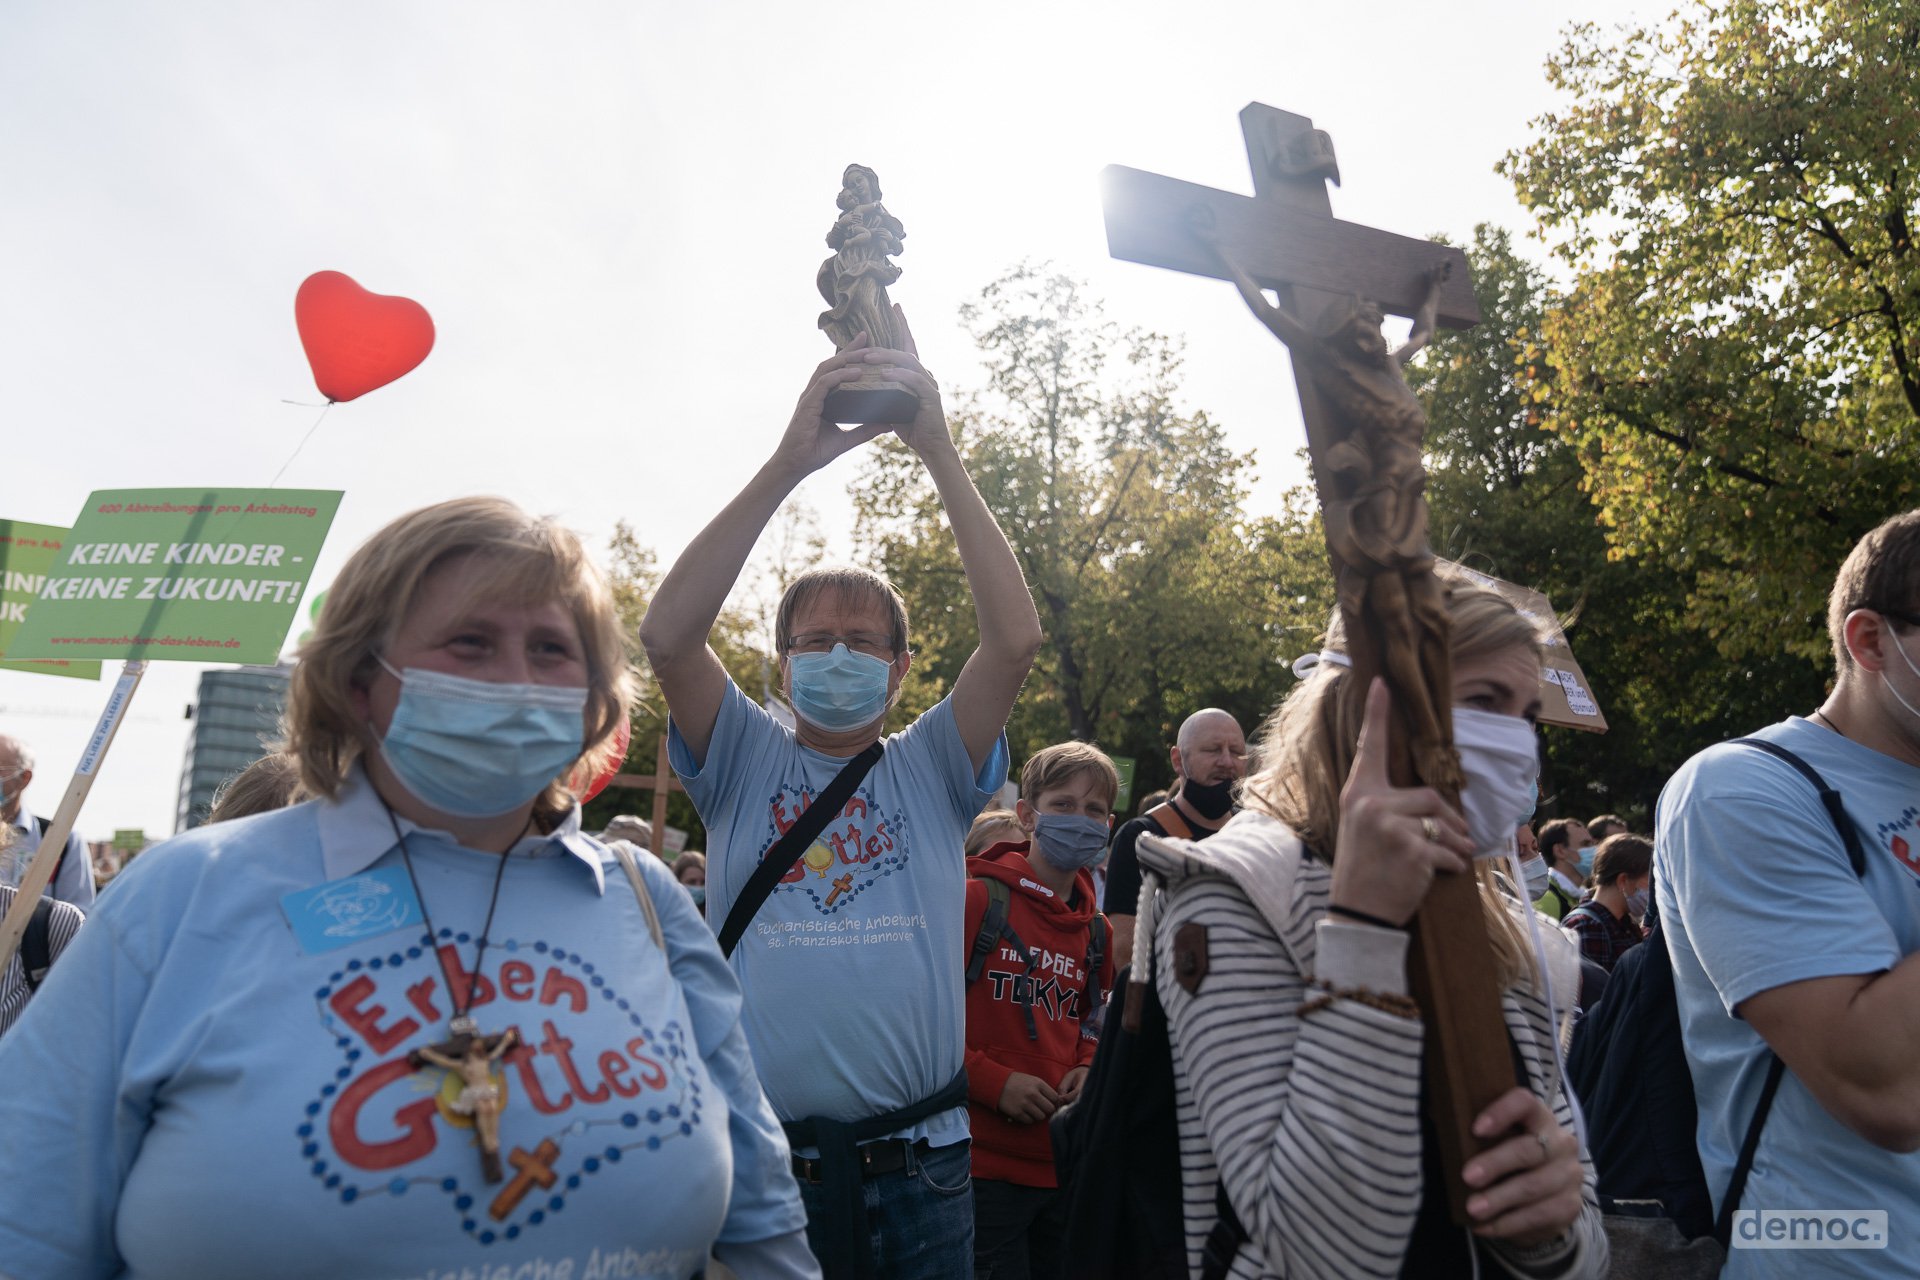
[412,1027,519,1184]
[1213,243,1462,794]
[815,163,920,424]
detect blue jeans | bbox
[798,1138,973,1280]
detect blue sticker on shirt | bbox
[280,866,424,954]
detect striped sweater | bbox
[1136,811,1606,1280]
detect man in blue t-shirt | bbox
[1658,509,1920,1279]
[641,334,1041,1278]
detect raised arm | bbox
[1210,244,1316,351]
[640,343,892,765]
[886,307,1043,771]
[1393,263,1450,368]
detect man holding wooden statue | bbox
[643,166,1041,1280]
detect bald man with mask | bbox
[0,734,93,910]
[1101,708,1247,969]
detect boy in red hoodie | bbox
[963,741,1118,1280]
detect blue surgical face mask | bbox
[375,658,588,819]
[1624,884,1650,920]
[1576,844,1597,878]
[787,644,892,733]
[1031,813,1110,871]
[687,885,707,910]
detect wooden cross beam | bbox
[603,733,687,854]
[1102,104,1511,1225]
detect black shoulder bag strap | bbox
[717,741,883,957]
[1712,737,1868,1245]
[21,894,54,991]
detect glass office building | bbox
[174,664,291,832]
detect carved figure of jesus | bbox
[1215,246,1460,788]
[414,1028,519,1184]
[817,163,906,352]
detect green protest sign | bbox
[112,828,146,853]
[0,519,102,680]
[6,489,343,665]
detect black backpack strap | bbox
[1703,737,1868,1245]
[1083,911,1107,1020]
[1000,920,1040,1041]
[21,894,54,992]
[1199,1181,1249,1280]
[29,815,65,892]
[964,877,1040,1038]
[966,877,1012,985]
[717,741,883,957]
[1730,738,1867,876]
[1714,1054,1788,1246]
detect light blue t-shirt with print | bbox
[0,770,808,1280]
[1657,717,1920,1279]
[670,681,1006,1147]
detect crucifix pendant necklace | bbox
[384,801,530,1185]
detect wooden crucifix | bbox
[1102,103,1506,1224]
[604,733,688,853]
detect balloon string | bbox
[268,401,334,488]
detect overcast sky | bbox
[0,0,1654,841]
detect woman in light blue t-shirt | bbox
[0,496,817,1280]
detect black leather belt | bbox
[790,1137,927,1185]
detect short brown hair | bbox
[1538,818,1581,859]
[775,566,909,656]
[1019,742,1120,809]
[964,809,1025,857]
[209,752,306,824]
[1829,509,1920,671]
[1592,833,1652,888]
[285,496,633,819]
[1588,814,1627,840]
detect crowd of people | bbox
[0,329,1913,1280]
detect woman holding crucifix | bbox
[1131,570,1606,1278]
[0,497,817,1279]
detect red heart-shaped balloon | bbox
[580,718,633,805]
[294,271,435,403]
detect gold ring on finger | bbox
[1421,817,1440,844]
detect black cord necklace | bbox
[379,798,533,1185]
[381,799,526,1037]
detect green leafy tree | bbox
[581,520,773,840]
[854,264,1334,796]
[1501,0,1920,666]
[1408,225,1828,824]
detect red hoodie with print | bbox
[962,840,1115,1187]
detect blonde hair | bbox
[775,566,909,656]
[964,808,1025,857]
[1242,569,1546,989]
[284,496,633,823]
[208,752,307,824]
[1019,741,1120,809]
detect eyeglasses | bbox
[787,632,898,661]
